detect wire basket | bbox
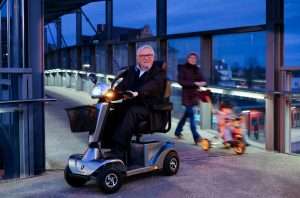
[65,105,97,133]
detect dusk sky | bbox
[46,0,300,66]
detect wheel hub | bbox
[169,158,178,171]
[105,173,118,188]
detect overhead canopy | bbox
[45,0,102,24]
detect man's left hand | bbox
[124,90,138,99]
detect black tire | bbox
[64,166,88,187]
[234,140,246,155]
[162,151,180,176]
[96,167,123,194]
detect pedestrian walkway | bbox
[1,86,299,198]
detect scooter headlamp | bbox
[91,83,110,98]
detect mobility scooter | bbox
[64,69,179,193]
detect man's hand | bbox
[194,81,207,87]
[124,90,138,99]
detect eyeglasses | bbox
[138,54,154,58]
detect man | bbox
[174,52,207,145]
[111,45,166,159]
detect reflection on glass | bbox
[81,47,91,71]
[291,72,300,92]
[96,45,106,73]
[61,50,69,68]
[291,98,300,154]
[167,37,201,81]
[82,1,105,36]
[0,107,20,180]
[168,0,266,34]
[113,0,156,40]
[212,32,266,91]
[211,93,266,145]
[62,14,76,46]
[113,44,128,74]
[284,0,300,66]
[46,23,57,50]
[70,48,78,69]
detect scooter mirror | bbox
[89,73,97,84]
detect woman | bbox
[174,52,207,145]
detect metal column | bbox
[76,9,82,45]
[265,0,284,152]
[27,0,46,175]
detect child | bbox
[217,102,235,146]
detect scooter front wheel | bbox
[96,167,123,194]
[64,166,88,187]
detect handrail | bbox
[0,98,56,105]
[0,68,32,74]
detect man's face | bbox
[187,55,197,65]
[137,48,154,70]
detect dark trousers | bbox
[175,105,201,142]
[113,105,150,150]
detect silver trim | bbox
[82,148,100,161]
[126,166,158,177]
[69,157,124,176]
[91,103,109,143]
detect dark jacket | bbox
[178,63,204,106]
[116,62,166,108]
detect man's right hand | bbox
[123,90,138,99]
[194,81,207,87]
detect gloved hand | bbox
[124,90,138,99]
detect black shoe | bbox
[109,147,125,161]
[175,134,184,139]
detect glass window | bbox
[95,45,107,73]
[82,2,105,36]
[113,0,156,40]
[61,14,76,46]
[167,37,201,81]
[291,71,300,92]
[1,1,8,68]
[284,0,300,66]
[112,44,128,74]
[0,111,20,179]
[70,48,78,69]
[211,93,266,145]
[290,98,300,154]
[212,32,266,91]
[290,72,300,154]
[46,23,57,50]
[81,46,92,70]
[167,0,266,34]
[61,49,69,68]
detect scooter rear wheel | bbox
[64,166,88,187]
[162,151,180,176]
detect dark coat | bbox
[178,63,205,106]
[116,62,166,108]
